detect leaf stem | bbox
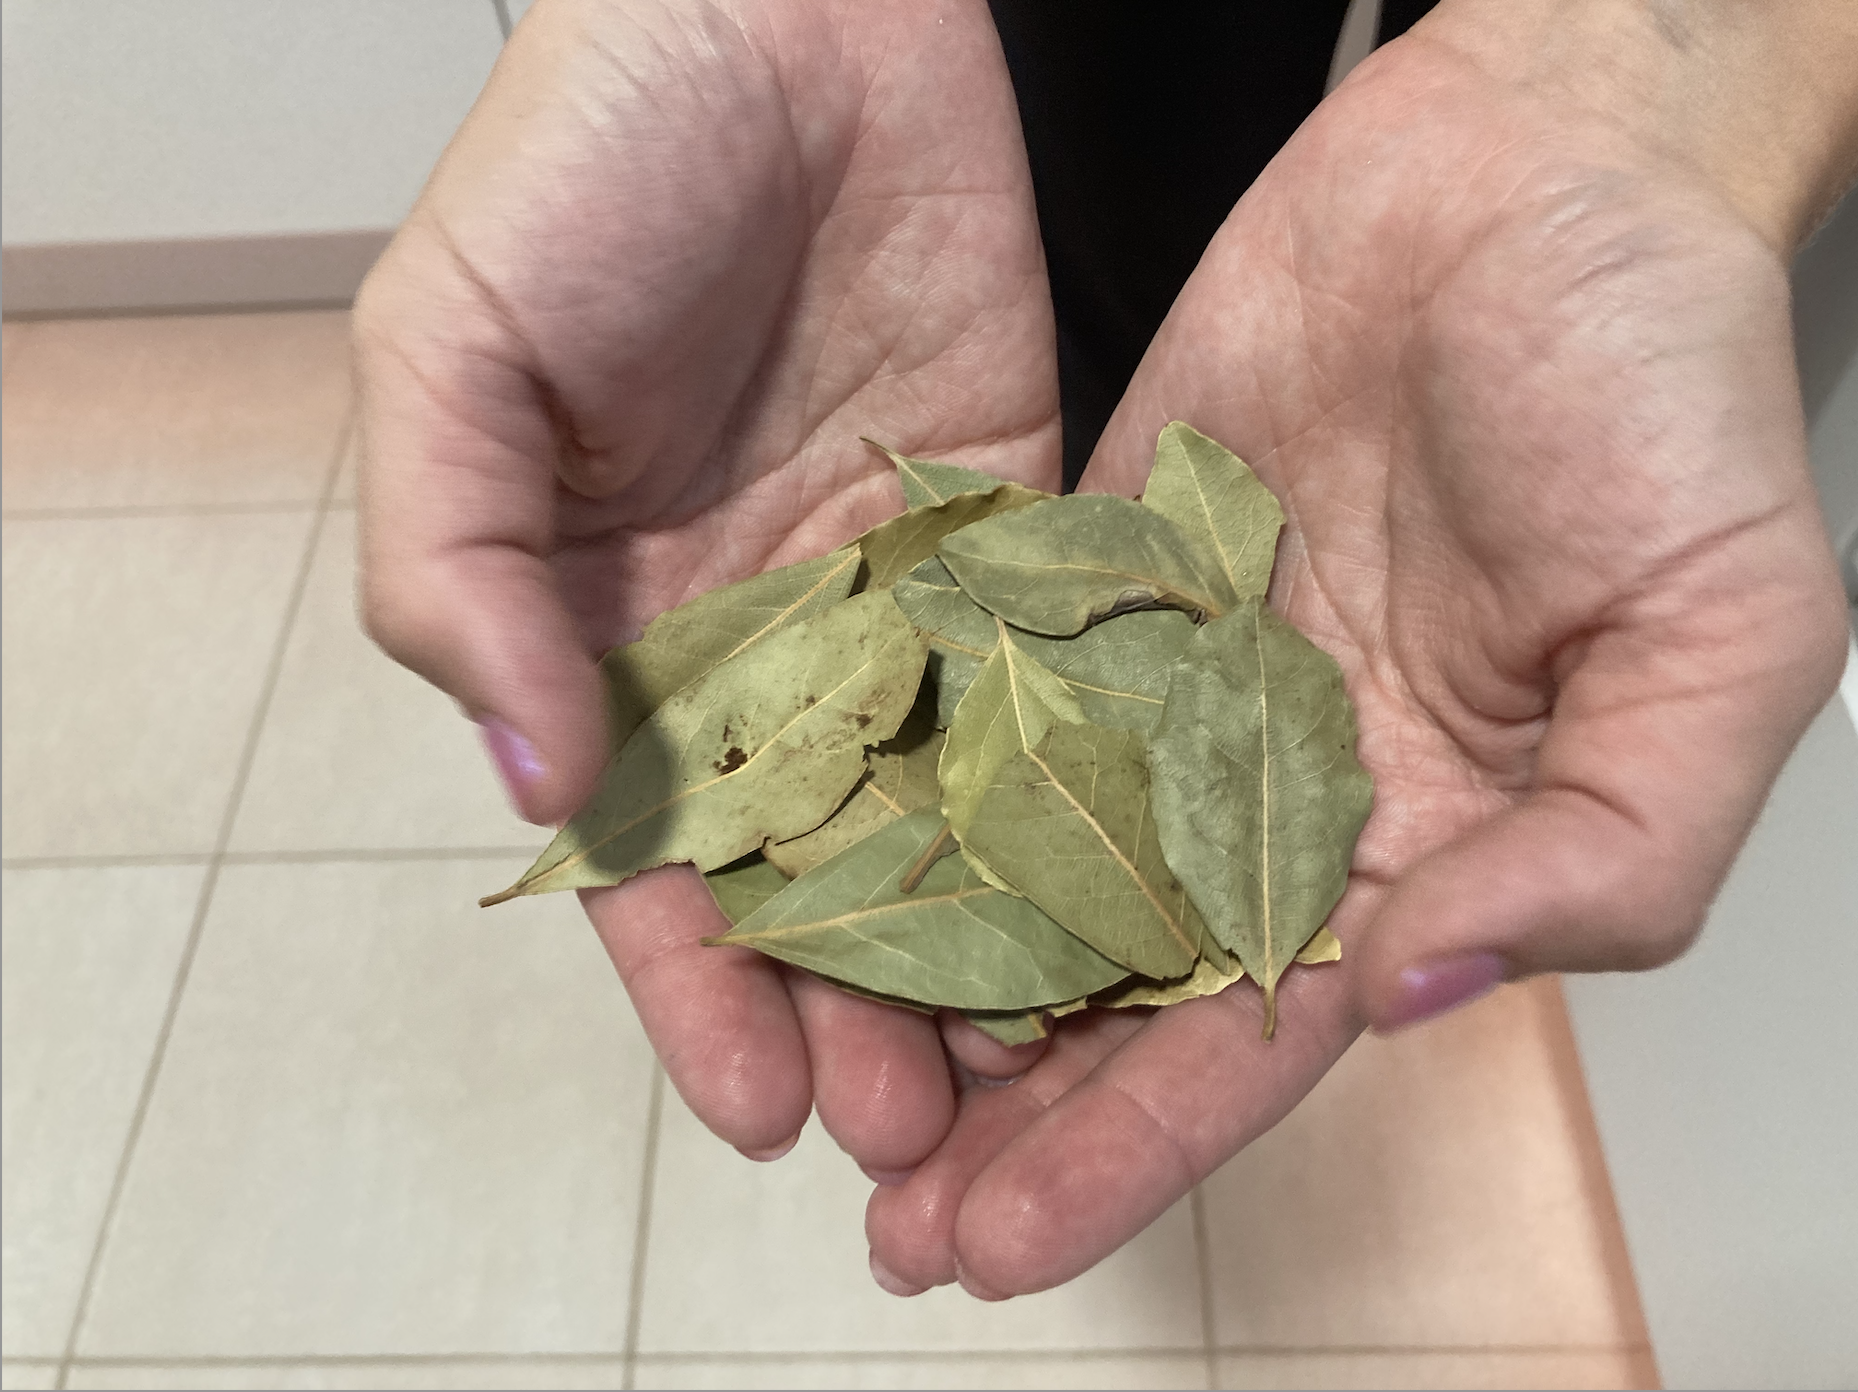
[899,821,957,893]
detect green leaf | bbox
[865,440,1045,509]
[1024,610,1196,734]
[601,547,861,751]
[1148,602,1373,1036]
[964,721,1206,980]
[713,808,1129,1011]
[938,624,1085,840]
[705,855,792,926]
[857,484,1047,591]
[483,591,927,904]
[893,558,996,726]
[1142,422,1282,604]
[896,558,1194,732]
[938,494,1229,636]
[764,705,944,878]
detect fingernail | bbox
[737,1132,801,1163]
[477,717,545,821]
[955,1261,1011,1302]
[869,1252,928,1298]
[1378,952,1506,1031]
[860,1165,915,1187]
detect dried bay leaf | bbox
[1098,927,1339,1011]
[939,624,1085,840]
[1096,952,1248,1010]
[893,558,995,725]
[1297,926,1343,964]
[865,441,1049,510]
[1027,610,1196,735]
[483,590,927,904]
[1148,602,1373,1036]
[705,855,791,925]
[938,494,1230,636]
[764,717,944,877]
[896,558,1193,733]
[714,808,1129,1010]
[858,482,1048,591]
[964,722,1205,980]
[961,1010,1050,1047]
[602,547,861,751]
[1142,422,1282,605]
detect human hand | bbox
[867,4,1854,1297]
[353,0,1059,1171]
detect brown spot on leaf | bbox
[855,712,872,728]
[715,746,748,774]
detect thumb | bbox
[352,261,608,827]
[1352,594,1847,1031]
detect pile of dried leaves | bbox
[482,424,1372,1042]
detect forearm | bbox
[1415,0,1858,250]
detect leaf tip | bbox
[478,884,523,908]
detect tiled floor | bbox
[0,313,1658,1391]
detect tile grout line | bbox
[1189,1185,1218,1391]
[619,1067,667,1391]
[3,847,545,871]
[50,1342,1654,1368]
[50,410,355,1391]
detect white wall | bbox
[1,0,501,243]
[0,1,502,312]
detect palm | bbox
[367,0,1057,648]
[868,36,1845,1296]
[358,0,1056,1167]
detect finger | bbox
[1354,575,1848,1029]
[786,971,955,1181]
[949,963,1359,1297]
[584,868,812,1156]
[353,229,607,826]
[937,1010,1052,1081]
[866,1010,1146,1293]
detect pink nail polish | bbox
[1379,952,1506,1031]
[477,717,545,821]
[869,1252,928,1298]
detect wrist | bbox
[1414,0,1858,251]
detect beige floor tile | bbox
[1215,1348,1658,1390]
[1201,980,1640,1350]
[637,1352,1209,1389]
[636,1096,1204,1355]
[0,1362,59,1391]
[0,312,350,512]
[228,513,542,854]
[0,866,204,1357]
[68,1361,630,1390]
[77,859,653,1357]
[1,511,314,859]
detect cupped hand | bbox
[353,0,1059,1173]
[868,28,1850,1297]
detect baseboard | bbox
[0,228,394,317]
